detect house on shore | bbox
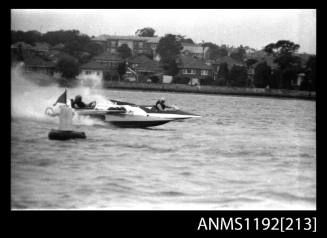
[91,35,160,59]
[208,56,245,72]
[78,52,123,81]
[23,54,57,76]
[79,52,162,82]
[176,55,214,85]
[126,55,162,82]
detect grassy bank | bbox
[102,81,316,100]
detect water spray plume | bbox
[11,63,106,126]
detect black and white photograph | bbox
[11,9,316,210]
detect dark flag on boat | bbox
[53,89,67,106]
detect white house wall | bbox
[77,70,103,82]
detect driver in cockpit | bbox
[155,97,166,111]
[71,95,95,109]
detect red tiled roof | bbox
[33,42,51,51]
[178,55,212,70]
[127,55,161,72]
[80,61,109,70]
[24,55,55,68]
[45,50,75,63]
[11,42,34,49]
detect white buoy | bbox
[58,105,74,130]
[48,105,86,140]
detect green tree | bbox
[228,65,248,87]
[11,30,42,45]
[203,42,221,60]
[156,34,182,60]
[264,40,302,89]
[117,61,127,80]
[63,33,90,59]
[245,58,258,68]
[264,40,300,56]
[217,62,229,82]
[156,34,182,75]
[217,45,228,57]
[253,62,271,88]
[303,55,316,91]
[117,44,132,59]
[264,40,301,70]
[55,55,79,79]
[84,42,104,57]
[161,58,179,76]
[135,27,156,37]
[230,45,246,62]
[281,67,299,89]
[42,30,84,46]
[176,35,194,44]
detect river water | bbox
[11,69,316,210]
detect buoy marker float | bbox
[46,89,86,140]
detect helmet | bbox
[160,97,165,102]
[75,95,82,102]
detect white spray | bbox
[11,63,107,126]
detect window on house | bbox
[201,70,209,76]
[138,42,144,48]
[183,69,196,74]
[110,41,117,48]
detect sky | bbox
[11,9,316,54]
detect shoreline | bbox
[102,81,316,101]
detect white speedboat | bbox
[73,99,201,128]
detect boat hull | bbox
[105,114,172,128]
[73,100,200,128]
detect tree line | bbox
[156,34,315,91]
[12,28,316,91]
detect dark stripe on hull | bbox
[108,120,171,128]
[139,106,199,116]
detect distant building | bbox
[181,43,208,59]
[208,56,245,72]
[177,55,214,85]
[11,42,34,51]
[127,55,162,81]
[79,61,107,81]
[292,73,306,89]
[79,52,122,81]
[79,52,162,82]
[91,35,160,59]
[23,54,56,76]
[32,42,51,54]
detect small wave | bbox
[75,187,95,195]
[255,190,316,204]
[223,178,258,185]
[118,143,176,153]
[155,191,187,197]
[180,171,192,176]
[26,158,57,167]
[101,182,134,194]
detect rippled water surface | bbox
[11,89,316,210]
